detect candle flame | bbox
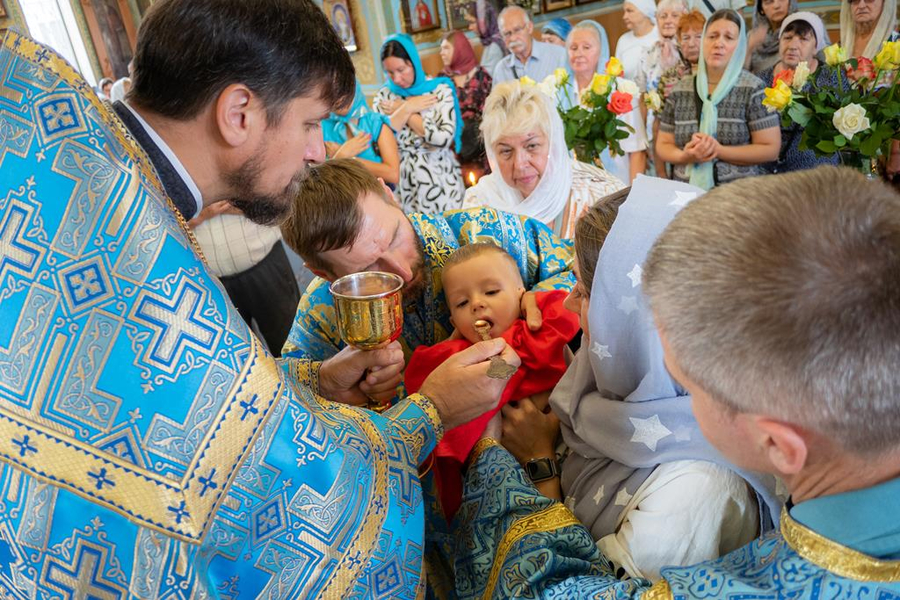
[468,171,477,186]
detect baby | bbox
[405,242,579,519]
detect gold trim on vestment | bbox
[781,506,900,582]
[0,336,283,544]
[407,393,444,443]
[467,438,500,471]
[642,578,674,600]
[482,504,581,600]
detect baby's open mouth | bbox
[474,317,494,330]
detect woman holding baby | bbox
[497,176,781,581]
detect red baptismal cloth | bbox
[405,290,579,519]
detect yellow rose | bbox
[554,67,570,85]
[591,73,611,95]
[605,57,623,77]
[824,43,848,66]
[874,40,900,71]
[519,76,536,87]
[762,80,792,112]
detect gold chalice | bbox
[330,271,404,411]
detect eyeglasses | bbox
[501,24,527,39]
[849,0,879,5]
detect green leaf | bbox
[816,140,837,153]
[834,135,847,148]
[594,137,606,152]
[859,134,882,156]
[787,103,813,127]
[604,119,617,139]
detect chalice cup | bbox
[330,271,404,411]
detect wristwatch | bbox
[525,457,560,483]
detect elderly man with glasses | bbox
[492,6,570,85]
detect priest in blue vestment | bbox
[452,167,900,599]
[0,0,522,596]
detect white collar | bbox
[123,101,203,218]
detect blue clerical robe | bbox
[281,208,575,372]
[0,31,439,598]
[454,440,900,599]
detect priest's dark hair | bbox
[129,0,355,125]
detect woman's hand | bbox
[887,140,900,180]
[333,133,372,159]
[404,94,438,114]
[683,133,718,163]
[380,98,402,115]
[324,141,342,158]
[500,394,560,466]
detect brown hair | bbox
[677,9,707,36]
[441,242,522,284]
[644,167,900,455]
[280,158,391,271]
[574,187,630,293]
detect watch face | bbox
[526,458,556,482]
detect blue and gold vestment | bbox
[281,208,575,370]
[452,441,900,600]
[0,31,442,598]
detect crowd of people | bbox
[318,0,898,240]
[2,0,900,597]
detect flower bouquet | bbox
[523,58,636,165]
[761,40,900,175]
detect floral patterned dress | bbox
[374,81,465,213]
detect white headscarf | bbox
[464,88,573,226]
[840,0,897,59]
[626,0,657,24]
[780,12,828,53]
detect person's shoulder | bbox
[756,67,775,87]
[738,69,767,90]
[671,74,695,92]
[571,159,626,189]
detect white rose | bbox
[832,103,871,140]
[645,90,662,112]
[537,74,558,99]
[792,61,810,90]
[616,78,640,97]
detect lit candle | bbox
[468,171,477,186]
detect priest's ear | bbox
[215,83,265,149]
[750,416,809,476]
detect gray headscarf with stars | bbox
[550,175,781,542]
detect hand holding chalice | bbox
[330,271,404,411]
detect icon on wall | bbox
[330,0,358,52]
[543,0,574,11]
[403,0,441,33]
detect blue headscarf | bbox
[542,17,573,42]
[690,11,748,191]
[323,82,391,163]
[382,33,463,152]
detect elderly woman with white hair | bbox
[841,0,897,58]
[462,81,624,239]
[636,0,689,95]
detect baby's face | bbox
[443,253,525,343]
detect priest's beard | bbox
[226,154,308,226]
[402,234,428,304]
